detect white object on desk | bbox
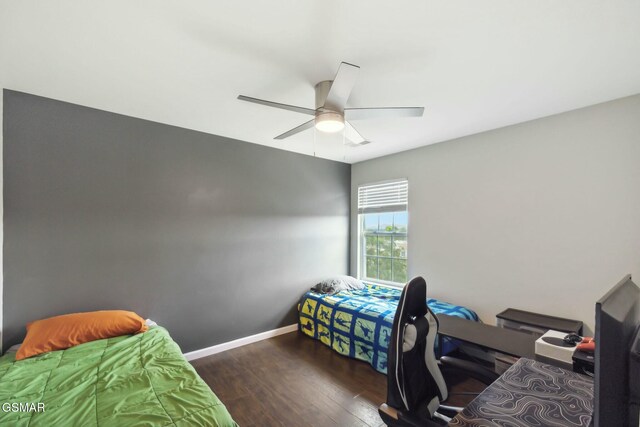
[535,329,576,369]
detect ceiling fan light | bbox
[315,112,345,133]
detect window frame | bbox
[357,179,408,287]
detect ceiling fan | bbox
[237,62,424,146]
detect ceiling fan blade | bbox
[238,95,316,116]
[274,119,315,140]
[344,139,371,147]
[344,106,425,121]
[323,62,360,112]
[344,121,371,146]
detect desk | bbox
[449,357,594,426]
[436,314,537,359]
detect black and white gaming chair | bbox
[379,276,498,426]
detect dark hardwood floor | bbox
[191,331,485,427]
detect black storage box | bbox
[572,350,594,375]
[496,308,583,338]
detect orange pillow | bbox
[16,310,148,361]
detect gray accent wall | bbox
[3,90,350,351]
[352,94,640,333]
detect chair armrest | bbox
[439,355,500,385]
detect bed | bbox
[298,283,479,374]
[0,326,237,427]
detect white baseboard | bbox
[183,323,298,361]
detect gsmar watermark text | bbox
[2,402,45,412]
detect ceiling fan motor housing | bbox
[314,80,345,132]
[314,80,335,111]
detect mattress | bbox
[0,326,237,427]
[298,283,479,374]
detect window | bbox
[357,179,408,285]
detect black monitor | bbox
[594,275,640,427]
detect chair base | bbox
[378,404,447,427]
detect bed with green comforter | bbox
[0,326,237,427]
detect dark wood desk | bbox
[436,315,594,426]
[449,358,594,427]
[437,314,537,359]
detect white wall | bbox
[351,94,640,333]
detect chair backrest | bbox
[386,276,448,417]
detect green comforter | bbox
[0,327,237,426]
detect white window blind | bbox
[358,179,408,214]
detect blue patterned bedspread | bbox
[298,283,478,374]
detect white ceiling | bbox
[1,1,639,164]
